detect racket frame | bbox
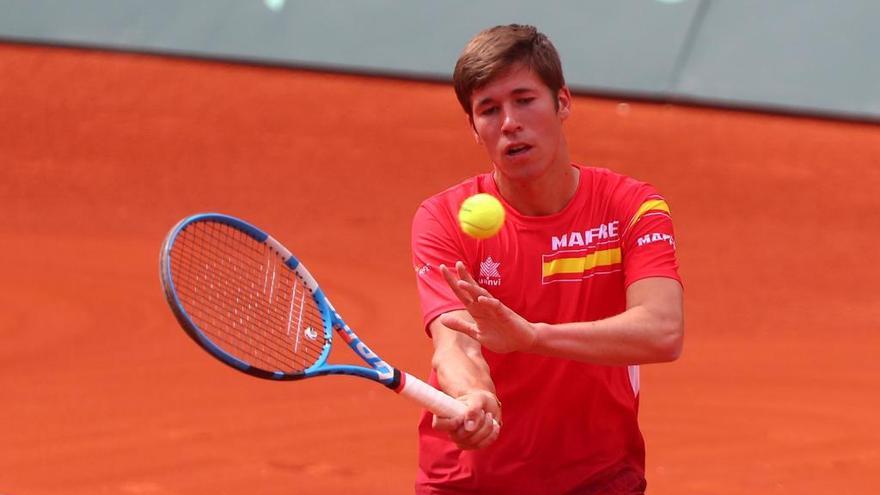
[160,213,396,387]
[160,213,468,419]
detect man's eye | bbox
[480,106,498,116]
[518,97,535,105]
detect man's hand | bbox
[439,261,537,353]
[432,389,501,450]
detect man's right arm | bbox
[430,310,501,450]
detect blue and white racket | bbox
[159,213,465,419]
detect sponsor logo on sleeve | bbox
[636,232,675,249]
[415,263,432,277]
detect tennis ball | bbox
[458,193,505,240]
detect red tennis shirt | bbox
[411,165,681,494]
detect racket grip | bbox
[398,372,467,418]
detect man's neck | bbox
[494,160,580,217]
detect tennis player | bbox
[411,24,684,494]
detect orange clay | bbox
[0,43,878,494]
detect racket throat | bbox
[337,323,398,385]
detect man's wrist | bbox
[526,322,549,353]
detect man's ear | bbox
[468,114,482,144]
[557,86,572,120]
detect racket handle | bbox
[398,372,468,418]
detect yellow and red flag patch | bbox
[541,247,622,284]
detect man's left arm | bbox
[440,262,683,365]
[530,276,682,364]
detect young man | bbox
[411,25,683,494]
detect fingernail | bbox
[465,420,476,431]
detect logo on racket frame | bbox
[337,322,394,381]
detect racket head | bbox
[159,213,334,380]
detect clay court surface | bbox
[1,43,878,494]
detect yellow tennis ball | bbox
[458,193,505,239]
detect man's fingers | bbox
[440,264,473,304]
[444,262,492,307]
[456,261,480,286]
[439,314,479,340]
[453,413,497,450]
[473,413,501,449]
[477,295,506,315]
[434,392,502,450]
[473,426,500,449]
[432,414,461,432]
[439,263,454,283]
[457,279,489,301]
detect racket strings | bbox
[172,227,325,371]
[188,223,328,366]
[170,221,327,373]
[172,242,324,370]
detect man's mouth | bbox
[505,144,532,157]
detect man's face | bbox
[469,64,571,182]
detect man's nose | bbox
[501,107,522,133]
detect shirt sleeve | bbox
[411,203,467,335]
[619,184,682,288]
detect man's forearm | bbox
[530,303,683,366]
[429,320,502,448]
[432,345,496,397]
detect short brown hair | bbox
[453,24,565,116]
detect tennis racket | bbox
[159,212,466,419]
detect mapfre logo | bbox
[636,232,676,249]
[551,221,619,251]
[479,256,502,286]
